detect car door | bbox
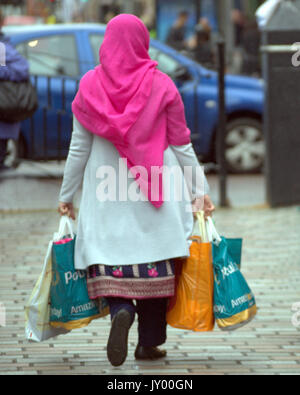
[16,32,81,160]
[87,32,105,67]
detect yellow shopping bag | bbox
[167,212,215,332]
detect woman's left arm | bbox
[171,142,210,195]
[58,116,93,218]
[166,79,215,217]
[171,143,215,217]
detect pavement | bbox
[0,161,300,375]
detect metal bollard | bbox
[217,38,228,208]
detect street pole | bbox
[195,0,202,22]
[217,38,228,208]
[216,0,234,64]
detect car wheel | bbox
[224,118,265,174]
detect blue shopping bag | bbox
[206,216,243,269]
[50,217,109,330]
[206,217,257,331]
[224,238,243,270]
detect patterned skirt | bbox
[87,259,176,300]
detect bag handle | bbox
[195,211,209,243]
[206,216,222,245]
[53,216,74,242]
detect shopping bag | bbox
[206,216,243,270]
[166,211,215,332]
[207,217,257,331]
[226,238,243,270]
[50,216,109,330]
[25,237,70,342]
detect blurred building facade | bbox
[0,0,267,74]
[1,1,266,28]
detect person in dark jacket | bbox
[166,11,189,51]
[188,18,214,68]
[0,9,29,171]
[241,17,261,76]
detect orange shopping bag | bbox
[167,211,215,332]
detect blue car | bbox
[3,24,264,173]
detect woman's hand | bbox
[58,202,76,220]
[192,194,215,219]
[203,194,215,218]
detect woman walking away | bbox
[58,14,215,367]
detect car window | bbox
[149,46,183,77]
[16,34,79,77]
[89,34,104,64]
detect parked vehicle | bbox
[3,24,265,173]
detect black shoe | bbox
[107,309,133,367]
[134,345,167,361]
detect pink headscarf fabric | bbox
[72,14,191,207]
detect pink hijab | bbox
[72,14,190,207]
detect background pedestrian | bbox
[0,8,29,171]
[166,10,189,51]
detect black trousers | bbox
[0,139,8,165]
[106,297,168,348]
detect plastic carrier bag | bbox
[166,211,215,332]
[49,216,109,330]
[206,216,243,270]
[25,228,70,342]
[207,217,257,331]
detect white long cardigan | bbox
[59,117,209,270]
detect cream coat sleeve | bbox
[59,117,93,203]
[170,143,210,200]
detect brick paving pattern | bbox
[0,207,300,375]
